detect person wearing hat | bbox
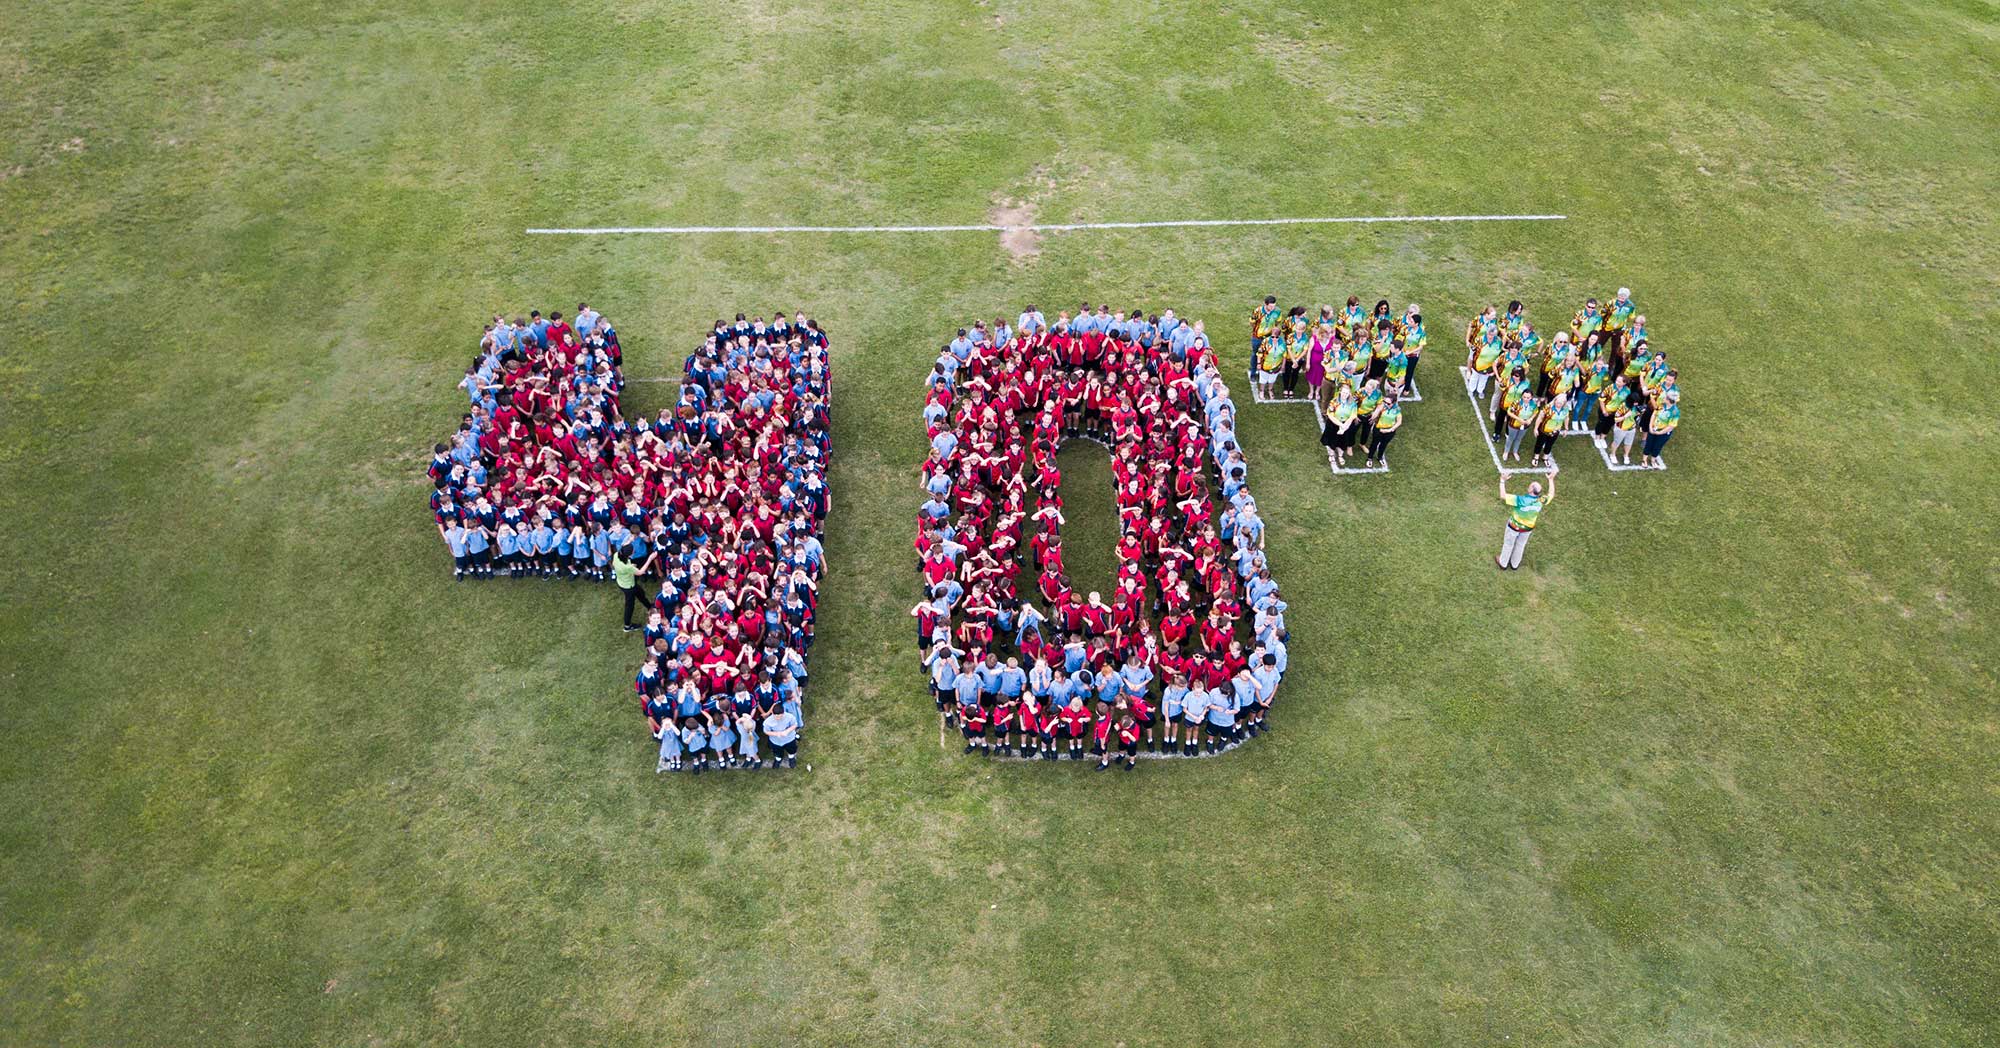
[1643,388,1681,469]
[1495,470,1556,571]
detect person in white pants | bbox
[1496,470,1556,570]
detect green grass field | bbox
[4,1,1997,1044]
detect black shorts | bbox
[453,553,470,570]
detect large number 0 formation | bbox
[915,311,1290,770]
[426,308,832,774]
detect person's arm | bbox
[1544,471,1557,499]
[1498,476,1510,499]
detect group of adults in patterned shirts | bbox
[1462,288,1681,469]
[1253,295,1428,470]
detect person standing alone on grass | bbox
[612,545,654,632]
[1496,471,1555,571]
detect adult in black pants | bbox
[1493,366,1527,439]
[612,547,655,632]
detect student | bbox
[1111,714,1142,772]
[725,707,755,766]
[588,524,613,582]
[958,695,990,755]
[1160,673,1188,754]
[443,520,471,580]
[681,717,709,775]
[655,715,684,773]
[1204,686,1236,754]
[1496,470,1556,571]
[457,521,488,579]
[710,709,738,770]
[762,705,800,768]
[1058,694,1092,759]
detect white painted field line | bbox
[1591,434,1662,471]
[525,213,1568,236]
[1243,371,1320,407]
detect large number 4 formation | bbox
[426,308,832,774]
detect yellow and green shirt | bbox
[1608,298,1636,330]
[1507,492,1550,530]
[1328,391,1360,426]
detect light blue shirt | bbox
[762,711,798,746]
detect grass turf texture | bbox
[2,1,1996,1044]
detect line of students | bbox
[915,306,1289,772]
[1462,289,1682,468]
[427,306,832,774]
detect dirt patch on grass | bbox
[989,198,1040,262]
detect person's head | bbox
[1616,287,1631,302]
[1346,295,1360,308]
[1527,481,1543,496]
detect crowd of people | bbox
[1461,289,1681,469]
[915,306,1290,772]
[1246,295,1425,470]
[427,306,832,774]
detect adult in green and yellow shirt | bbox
[1496,470,1556,570]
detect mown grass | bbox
[1,1,1996,1045]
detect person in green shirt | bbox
[1280,313,1310,399]
[1496,470,1556,571]
[1493,366,1530,441]
[1320,384,1362,469]
[1365,393,1404,468]
[1399,304,1426,395]
[1609,388,1642,465]
[1384,340,1410,396]
[1530,394,1572,468]
[1593,375,1630,444]
[612,545,656,632]
[1643,388,1681,469]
